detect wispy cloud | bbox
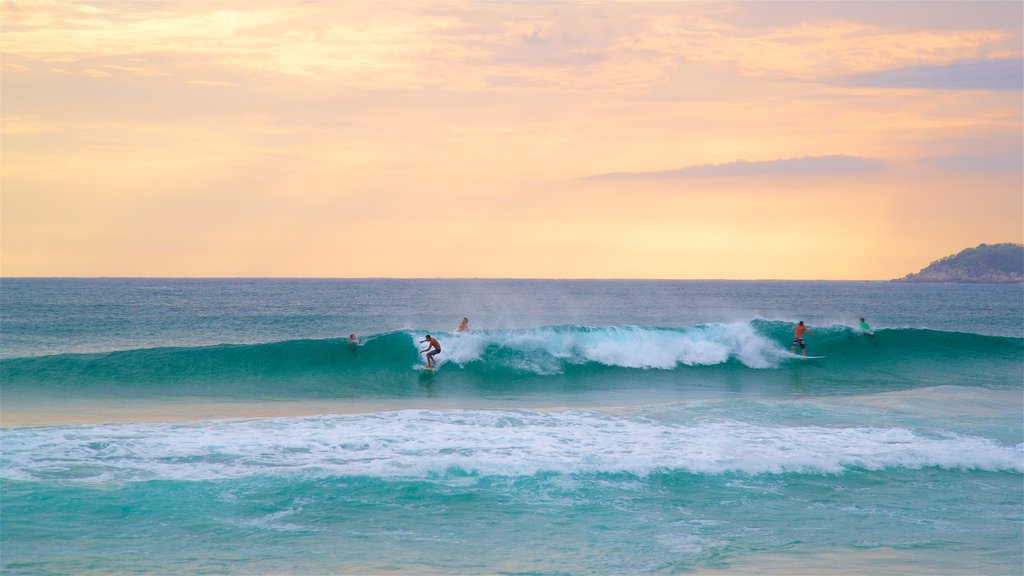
[918,130,1024,173]
[922,153,1023,173]
[628,17,1010,81]
[589,155,885,181]
[843,58,1023,91]
[4,2,1014,93]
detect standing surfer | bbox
[419,334,442,369]
[791,321,814,356]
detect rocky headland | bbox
[895,243,1023,283]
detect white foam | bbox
[412,324,786,372]
[3,410,1020,483]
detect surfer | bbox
[348,334,363,346]
[419,334,442,368]
[859,317,877,346]
[791,321,814,356]
[455,317,469,333]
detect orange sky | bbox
[2,1,1021,279]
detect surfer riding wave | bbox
[419,334,442,368]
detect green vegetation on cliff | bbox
[896,243,1023,283]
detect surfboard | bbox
[793,355,825,360]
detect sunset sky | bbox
[2,0,1021,279]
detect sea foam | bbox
[429,323,785,372]
[3,410,1020,484]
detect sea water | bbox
[1,279,1021,575]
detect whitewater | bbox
[2,279,1022,574]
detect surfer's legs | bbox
[792,338,806,355]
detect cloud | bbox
[922,153,1023,173]
[589,155,885,181]
[843,58,1023,91]
[3,1,1017,96]
[918,129,1024,173]
[628,16,1010,82]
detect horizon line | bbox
[0,275,906,282]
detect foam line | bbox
[3,410,1020,483]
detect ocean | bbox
[1,278,1021,575]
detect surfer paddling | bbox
[419,334,442,369]
[791,321,814,356]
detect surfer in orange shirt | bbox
[791,321,814,356]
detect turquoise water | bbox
[2,279,1022,574]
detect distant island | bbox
[895,243,1023,283]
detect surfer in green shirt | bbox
[859,317,877,346]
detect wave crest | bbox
[438,324,784,372]
[2,324,1019,398]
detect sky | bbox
[2,0,1021,279]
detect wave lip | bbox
[3,410,1020,483]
